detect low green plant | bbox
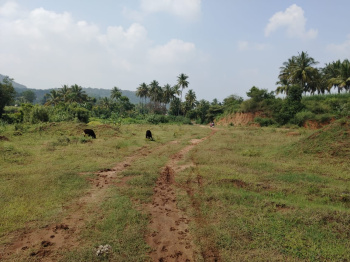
[254,117,277,127]
[291,111,315,126]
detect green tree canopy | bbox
[0,76,16,117]
[20,90,37,104]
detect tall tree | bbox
[68,84,88,103]
[323,60,342,93]
[176,73,189,115]
[185,89,197,111]
[59,85,70,102]
[136,82,149,113]
[149,80,161,103]
[327,59,350,93]
[111,86,122,101]
[0,76,15,117]
[162,84,175,107]
[100,97,112,109]
[19,90,36,104]
[277,52,318,94]
[292,51,319,92]
[44,90,61,106]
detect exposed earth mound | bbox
[217,112,263,126]
[293,117,350,157]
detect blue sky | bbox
[0,0,349,101]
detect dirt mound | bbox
[294,118,350,157]
[303,118,335,129]
[217,112,264,126]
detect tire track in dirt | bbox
[0,143,168,261]
[146,130,217,262]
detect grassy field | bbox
[0,119,349,261]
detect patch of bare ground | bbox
[146,129,220,262]
[0,135,9,141]
[0,145,153,261]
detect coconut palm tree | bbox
[136,82,149,113]
[68,84,88,103]
[276,78,291,95]
[323,60,342,93]
[44,90,61,106]
[59,85,70,102]
[176,73,189,115]
[111,86,122,101]
[327,59,350,93]
[277,52,318,94]
[290,51,319,92]
[162,84,175,107]
[148,80,161,103]
[276,58,296,95]
[184,89,197,116]
[100,97,112,109]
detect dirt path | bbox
[1,145,153,261]
[146,133,215,262]
[1,127,218,262]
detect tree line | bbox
[276,51,350,95]
[1,51,349,126]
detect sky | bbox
[0,0,349,102]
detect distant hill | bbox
[83,87,140,104]
[0,74,28,91]
[0,74,141,104]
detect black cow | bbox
[146,130,153,140]
[84,129,96,139]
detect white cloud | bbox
[0,1,19,17]
[264,4,317,40]
[140,0,201,20]
[0,2,202,90]
[327,34,350,57]
[148,39,196,64]
[238,41,269,51]
[100,23,149,49]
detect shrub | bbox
[254,117,277,127]
[30,105,49,124]
[70,107,90,123]
[240,99,258,113]
[304,101,330,114]
[20,103,33,123]
[276,85,304,125]
[146,114,168,124]
[2,112,22,123]
[291,111,315,126]
[315,113,334,123]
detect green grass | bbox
[60,188,151,262]
[1,121,349,261]
[182,124,350,261]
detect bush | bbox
[167,115,192,125]
[48,108,71,122]
[2,112,22,123]
[145,114,192,125]
[47,104,90,123]
[146,114,168,124]
[315,113,334,123]
[30,105,49,124]
[254,117,277,127]
[70,107,90,123]
[240,99,258,113]
[304,101,330,114]
[291,111,315,126]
